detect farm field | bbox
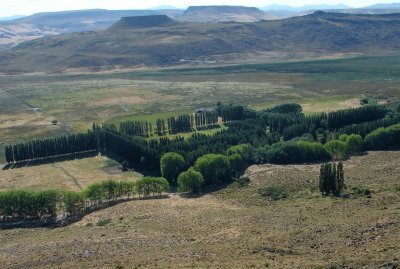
[2,55,400,163]
[0,151,399,268]
[0,156,141,192]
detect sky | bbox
[0,0,398,17]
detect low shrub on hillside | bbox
[258,186,288,200]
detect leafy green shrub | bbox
[227,144,253,163]
[265,141,331,164]
[178,167,204,194]
[0,189,59,220]
[235,177,250,187]
[351,187,372,198]
[97,218,111,226]
[194,154,231,185]
[258,187,288,200]
[344,134,364,154]
[136,177,169,198]
[365,124,400,150]
[228,153,247,177]
[160,152,185,185]
[84,180,136,205]
[324,140,347,158]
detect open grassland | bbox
[0,151,398,268]
[1,55,400,163]
[0,156,141,192]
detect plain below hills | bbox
[2,12,400,73]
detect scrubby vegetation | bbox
[2,100,400,224]
[258,186,288,200]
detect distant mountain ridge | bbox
[3,4,400,51]
[0,15,25,21]
[2,11,400,73]
[364,3,400,9]
[109,15,178,30]
[262,4,350,11]
[0,9,182,51]
[182,6,270,22]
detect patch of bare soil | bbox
[340,98,361,108]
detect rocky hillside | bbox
[0,9,182,51]
[109,15,178,30]
[1,12,400,73]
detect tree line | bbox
[337,115,400,137]
[0,177,169,223]
[5,102,399,174]
[327,105,388,129]
[119,120,153,137]
[3,100,400,222]
[5,131,98,163]
[117,111,220,137]
[365,124,400,150]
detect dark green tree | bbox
[160,152,186,185]
[136,177,169,198]
[345,134,364,154]
[336,162,345,195]
[177,167,204,194]
[319,162,345,196]
[228,153,246,178]
[194,154,231,185]
[324,140,347,158]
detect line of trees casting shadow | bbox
[2,102,400,228]
[2,151,98,170]
[0,177,169,229]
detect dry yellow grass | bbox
[0,151,398,268]
[301,98,361,113]
[0,156,141,192]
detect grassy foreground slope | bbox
[0,151,399,268]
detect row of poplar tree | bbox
[5,103,399,169]
[0,177,169,222]
[116,104,245,137]
[319,162,345,196]
[5,131,98,163]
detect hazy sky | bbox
[0,0,398,17]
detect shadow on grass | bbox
[101,150,159,177]
[179,180,233,199]
[0,194,169,229]
[2,151,99,170]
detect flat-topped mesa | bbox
[184,5,265,15]
[109,15,177,30]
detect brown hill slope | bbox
[1,12,400,73]
[0,6,269,51]
[0,9,182,51]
